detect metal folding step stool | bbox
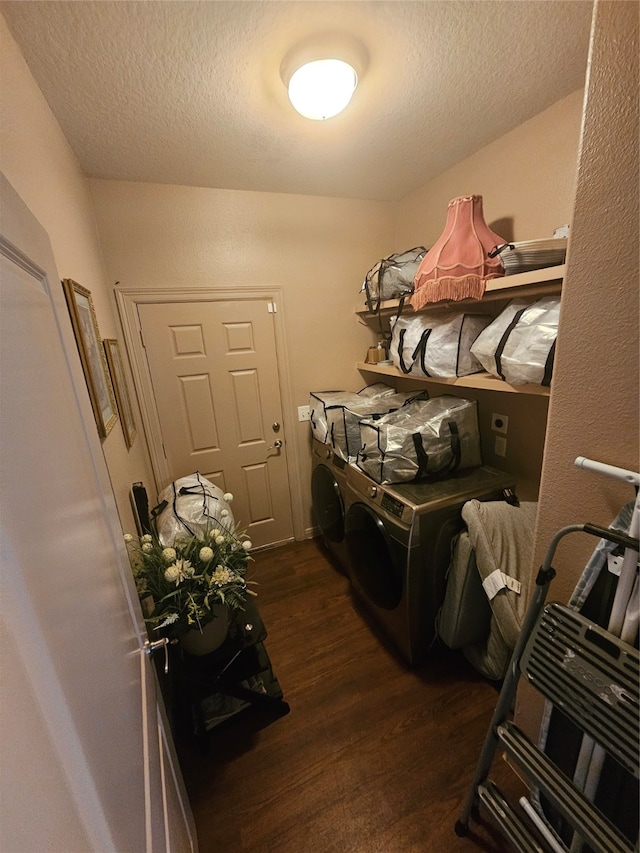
[455,521,639,853]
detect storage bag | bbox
[361,246,427,311]
[470,295,561,385]
[154,472,236,546]
[356,395,482,484]
[390,311,491,378]
[327,388,426,462]
[389,314,432,377]
[309,383,396,444]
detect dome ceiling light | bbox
[280,33,367,121]
[288,59,357,120]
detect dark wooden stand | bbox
[172,600,289,745]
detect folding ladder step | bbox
[521,603,639,778]
[477,781,550,853]
[497,721,635,853]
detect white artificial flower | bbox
[142,542,153,553]
[209,528,220,539]
[223,493,234,502]
[164,565,181,584]
[242,540,252,551]
[178,559,194,578]
[162,547,177,563]
[220,509,229,518]
[215,535,225,545]
[211,566,235,585]
[199,546,214,562]
[141,534,153,543]
[123,533,133,542]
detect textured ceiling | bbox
[1,1,593,201]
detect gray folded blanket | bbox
[438,498,537,680]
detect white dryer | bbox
[343,464,515,665]
[310,438,350,574]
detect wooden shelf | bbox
[355,264,564,317]
[356,362,551,397]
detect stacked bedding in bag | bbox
[357,396,482,485]
[309,383,426,462]
[388,297,561,386]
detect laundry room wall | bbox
[0,13,155,536]
[515,0,639,740]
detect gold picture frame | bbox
[62,279,117,439]
[104,338,137,449]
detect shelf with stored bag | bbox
[354,264,564,319]
[356,361,552,396]
[355,265,564,397]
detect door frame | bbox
[115,285,305,542]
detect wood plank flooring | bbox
[175,538,523,852]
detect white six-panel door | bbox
[138,298,294,548]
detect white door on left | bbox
[0,173,196,853]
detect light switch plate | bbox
[298,405,311,422]
[495,435,507,457]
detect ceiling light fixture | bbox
[288,59,357,120]
[280,33,367,121]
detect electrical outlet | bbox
[491,413,509,434]
[298,405,311,422]
[495,435,507,458]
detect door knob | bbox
[272,439,282,449]
[144,636,169,674]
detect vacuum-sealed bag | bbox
[470,296,560,385]
[357,395,482,484]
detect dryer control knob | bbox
[368,485,378,498]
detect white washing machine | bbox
[343,464,515,665]
[310,438,350,574]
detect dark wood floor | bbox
[175,538,522,852]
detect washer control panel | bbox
[381,493,406,519]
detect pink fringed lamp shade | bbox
[411,195,506,310]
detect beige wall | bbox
[0,14,155,536]
[516,0,639,736]
[393,88,584,248]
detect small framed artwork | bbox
[104,338,137,449]
[62,279,118,440]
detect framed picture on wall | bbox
[103,338,137,449]
[62,278,118,440]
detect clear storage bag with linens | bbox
[356,395,482,485]
[154,473,236,545]
[470,295,561,386]
[390,311,491,378]
[361,246,428,311]
[309,384,425,460]
[326,387,427,462]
